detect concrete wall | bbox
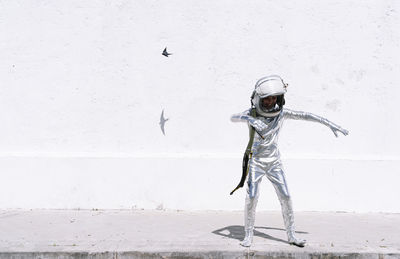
[0,0,399,212]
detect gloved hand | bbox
[330,125,349,137]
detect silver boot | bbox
[280,197,306,247]
[241,183,259,247]
[240,229,254,247]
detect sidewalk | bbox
[0,209,399,258]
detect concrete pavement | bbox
[0,209,399,258]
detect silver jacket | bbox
[231,108,348,161]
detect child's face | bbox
[261,95,277,110]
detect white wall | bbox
[0,0,399,212]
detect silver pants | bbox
[244,159,297,238]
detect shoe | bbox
[240,231,253,247]
[288,236,306,247]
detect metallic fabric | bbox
[280,197,306,246]
[231,108,348,246]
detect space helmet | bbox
[251,75,287,117]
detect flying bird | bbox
[159,109,169,135]
[162,47,172,57]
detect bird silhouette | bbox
[162,47,172,57]
[159,109,169,135]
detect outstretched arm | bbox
[283,109,349,137]
[231,109,268,133]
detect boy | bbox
[231,75,348,247]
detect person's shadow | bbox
[212,225,308,245]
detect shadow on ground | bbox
[212,225,308,245]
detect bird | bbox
[159,109,169,135]
[162,47,172,57]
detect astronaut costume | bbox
[231,75,348,247]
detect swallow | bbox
[159,109,169,135]
[162,47,172,57]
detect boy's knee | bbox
[247,182,259,199]
[278,192,291,202]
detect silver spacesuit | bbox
[231,75,348,247]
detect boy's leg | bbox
[267,165,306,247]
[240,177,262,247]
[278,194,306,247]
